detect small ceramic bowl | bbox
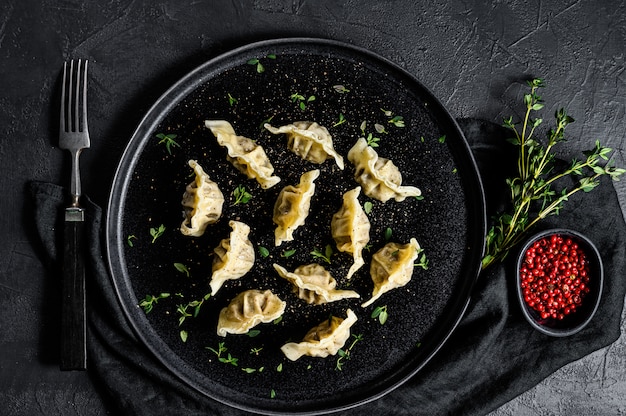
[515,229,603,337]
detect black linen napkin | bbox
[29,118,626,416]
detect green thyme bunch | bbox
[482,78,625,269]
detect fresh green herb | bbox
[375,123,388,135]
[247,329,261,338]
[371,305,388,324]
[206,342,238,366]
[127,234,137,247]
[290,93,315,111]
[311,244,333,264]
[207,342,227,357]
[247,54,276,73]
[270,389,276,399]
[360,120,367,135]
[232,185,252,205]
[156,133,180,155]
[179,330,188,343]
[139,293,170,314]
[150,224,166,243]
[414,248,429,270]
[177,304,192,326]
[384,227,393,241]
[363,201,373,215]
[333,113,347,127]
[273,316,283,325]
[281,249,296,258]
[336,333,364,371]
[258,246,270,258]
[389,115,405,127]
[276,363,283,372]
[250,347,263,355]
[227,93,238,106]
[415,195,424,201]
[174,262,190,277]
[482,78,625,269]
[438,135,447,143]
[381,109,405,127]
[177,293,211,325]
[333,84,350,93]
[259,115,275,130]
[365,133,380,147]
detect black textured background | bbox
[2,1,625,415]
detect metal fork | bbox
[59,59,90,371]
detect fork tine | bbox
[81,60,89,134]
[60,61,67,133]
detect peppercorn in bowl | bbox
[515,229,603,337]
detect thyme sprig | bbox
[482,78,625,269]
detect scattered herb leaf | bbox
[311,244,333,264]
[333,84,350,93]
[258,246,270,258]
[139,293,170,314]
[232,185,252,205]
[174,262,190,277]
[366,133,380,147]
[371,305,388,324]
[336,333,364,371]
[281,249,296,258]
[414,248,429,270]
[333,113,347,127]
[127,234,137,247]
[156,133,180,155]
[150,224,166,243]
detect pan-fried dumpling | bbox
[273,263,360,305]
[264,121,344,169]
[347,137,421,202]
[205,120,280,189]
[217,289,286,336]
[331,186,370,279]
[281,309,358,361]
[180,160,224,237]
[210,220,255,295]
[361,238,421,307]
[273,169,319,246]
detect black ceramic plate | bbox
[106,38,485,415]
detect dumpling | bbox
[347,137,421,202]
[217,289,286,336]
[205,120,280,189]
[264,121,344,169]
[281,309,358,361]
[180,160,224,237]
[273,169,319,246]
[210,220,255,295]
[361,238,421,307]
[331,186,370,279]
[273,263,360,305]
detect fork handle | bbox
[60,206,87,371]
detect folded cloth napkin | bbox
[29,118,626,416]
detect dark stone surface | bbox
[1,0,625,415]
